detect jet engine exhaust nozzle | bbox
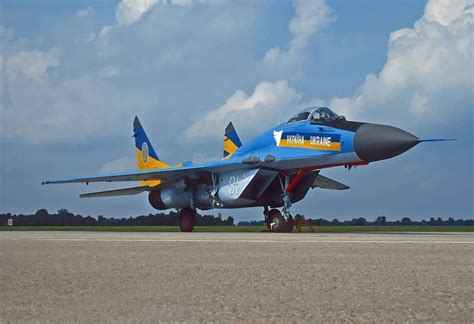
[354,124,419,162]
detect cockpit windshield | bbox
[311,107,339,122]
[286,106,340,124]
[286,109,312,124]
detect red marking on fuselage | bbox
[286,169,306,192]
[285,161,368,193]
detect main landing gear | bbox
[178,207,196,232]
[264,208,294,233]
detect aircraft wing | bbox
[80,185,150,198]
[42,164,210,185]
[42,154,350,186]
[311,174,350,190]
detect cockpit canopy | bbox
[286,106,341,124]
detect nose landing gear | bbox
[263,174,295,232]
[263,174,296,233]
[265,208,294,233]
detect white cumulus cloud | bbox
[5,48,60,82]
[1,46,146,144]
[263,0,335,65]
[327,0,473,129]
[184,80,302,140]
[116,0,160,26]
[99,0,206,39]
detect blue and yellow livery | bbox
[133,116,169,186]
[274,131,342,151]
[223,121,242,158]
[43,106,453,232]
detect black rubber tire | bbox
[266,221,272,231]
[285,215,294,233]
[179,208,196,232]
[268,209,294,233]
[265,211,272,231]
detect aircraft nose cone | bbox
[354,124,419,162]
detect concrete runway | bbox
[1,232,473,323]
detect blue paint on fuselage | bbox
[233,120,356,161]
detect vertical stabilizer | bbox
[133,117,169,186]
[223,121,242,158]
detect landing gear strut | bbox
[279,174,293,221]
[179,207,196,232]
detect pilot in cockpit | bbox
[286,106,343,124]
[311,107,338,122]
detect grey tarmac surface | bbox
[1,232,473,323]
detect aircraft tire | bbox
[179,208,196,232]
[265,212,272,231]
[268,209,293,233]
[285,215,294,233]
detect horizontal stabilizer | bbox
[80,185,150,198]
[311,174,349,190]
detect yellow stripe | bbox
[224,136,239,155]
[135,148,170,186]
[279,139,341,151]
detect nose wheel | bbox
[265,208,293,233]
[179,207,196,232]
[264,174,295,233]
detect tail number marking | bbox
[228,176,239,196]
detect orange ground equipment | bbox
[294,219,315,232]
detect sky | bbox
[0,0,473,222]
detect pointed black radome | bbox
[354,124,419,162]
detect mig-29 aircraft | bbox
[43,107,452,232]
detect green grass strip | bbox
[0,225,472,232]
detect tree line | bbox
[237,214,474,226]
[0,210,472,227]
[0,209,234,226]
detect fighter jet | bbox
[42,107,453,232]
